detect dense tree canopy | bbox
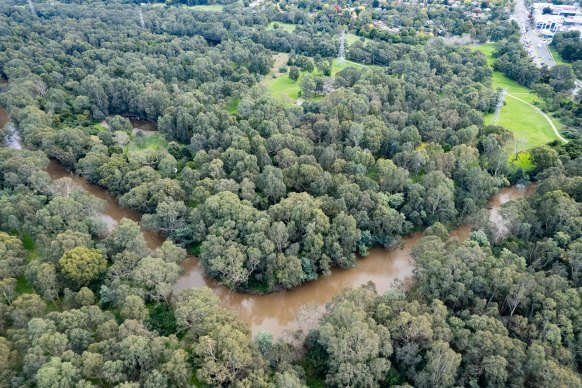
[2,0,582,386]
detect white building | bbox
[531,2,582,37]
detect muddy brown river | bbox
[1,106,535,336]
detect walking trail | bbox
[505,93,568,143]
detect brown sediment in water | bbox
[1,106,536,337]
[174,184,535,336]
[45,160,164,250]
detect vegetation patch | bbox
[508,151,534,172]
[187,4,224,11]
[474,43,561,151]
[264,59,365,104]
[267,21,296,33]
[225,97,240,114]
[128,132,167,151]
[346,33,373,46]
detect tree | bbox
[414,341,461,387]
[105,219,148,257]
[257,166,286,204]
[289,67,300,82]
[317,288,392,387]
[59,247,107,287]
[10,294,46,328]
[36,264,60,302]
[195,192,274,290]
[45,230,92,263]
[548,64,576,92]
[36,357,81,388]
[0,232,26,279]
[120,295,148,322]
[193,323,265,386]
[0,278,17,305]
[131,257,180,301]
[300,75,316,98]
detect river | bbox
[0,106,535,337]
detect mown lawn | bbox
[473,43,561,152]
[492,97,557,151]
[345,33,374,46]
[267,22,296,33]
[188,4,224,11]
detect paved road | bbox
[511,0,580,95]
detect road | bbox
[510,0,555,67]
[511,0,580,95]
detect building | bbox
[531,2,582,37]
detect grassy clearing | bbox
[188,4,224,11]
[269,52,290,76]
[264,59,366,104]
[331,59,366,75]
[509,151,534,172]
[266,73,303,103]
[16,275,33,294]
[267,22,296,33]
[346,33,373,46]
[92,123,108,132]
[473,43,561,152]
[128,132,167,151]
[225,97,240,114]
[485,97,557,151]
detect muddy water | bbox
[45,161,164,249]
[1,106,535,337]
[129,118,157,133]
[174,185,535,336]
[0,107,163,249]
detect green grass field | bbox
[509,151,534,171]
[188,4,224,11]
[473,43,561,154]
[345,33,374,46]
[267,22,296,33]
[265,59,366,104]
[225,97,240,114]
[128,132,167,151]
[92,122,108,132]
[485,97,557,150]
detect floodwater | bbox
[45,161,164,249]
[129,117,157,134]
[0,106,536,337]
[0,107,163,249]
[174,184,533,336]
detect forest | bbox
[1,0,582,386]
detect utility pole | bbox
[338,29,346,64]
[139,8,145,29]
[492,88,506,125]
[28,0,37,17]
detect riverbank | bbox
[1,107,538,337]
